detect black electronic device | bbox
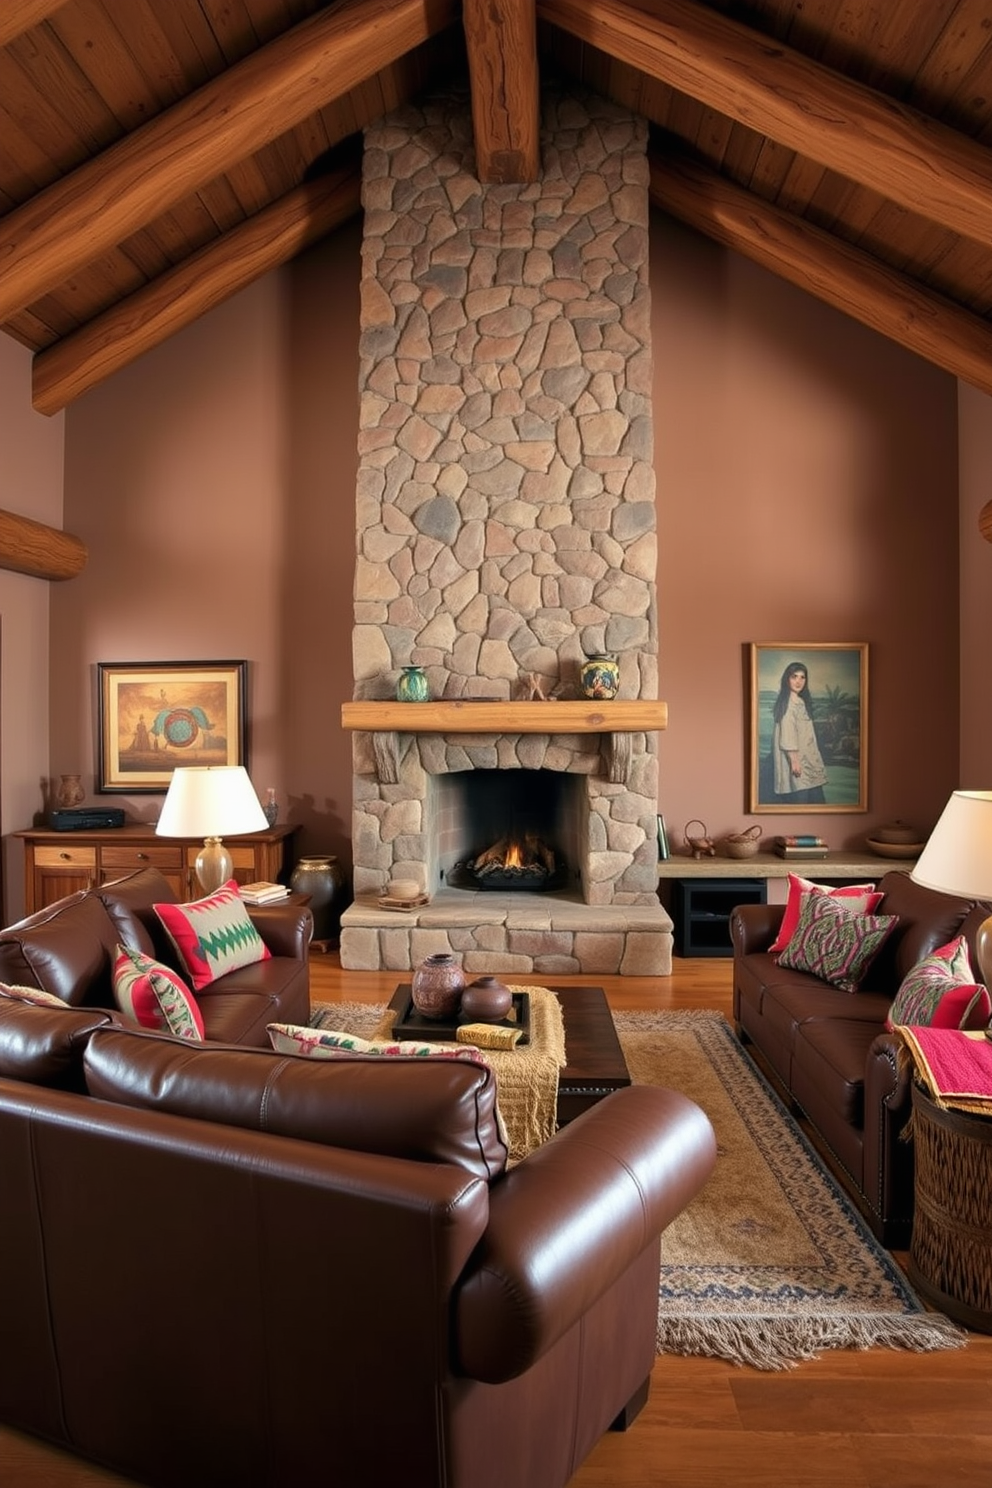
[49,807,126,831]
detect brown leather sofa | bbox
[0,865,312,1043]
[0,996,716,1488]
[731,869,992,1246]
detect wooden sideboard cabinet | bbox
[16,823,299,915]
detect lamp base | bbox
[977,914,992,994]
[195,836,233,894]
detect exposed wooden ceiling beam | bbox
[0,0,69,48]
[540,0,992,246]
[463,0,541,182]
[649,147,992,399]
[0,0,458,326]
[32,163,364,416]
[0,507,87,581]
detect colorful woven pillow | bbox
[0,981,68,1008]
[154,880,270,991]
[886,936,991,1031]
[113,945,205,1041]
[267,1023,485,1064]
[776,890,897,992]
[770,874,884,955]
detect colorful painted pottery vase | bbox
[579,654,620,700]
[397,665,430,702]
[411,952,465,1020]
[289,854,345,943]
[461,975,513,1023]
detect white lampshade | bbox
[912,790,992,988]
[156,766,267,893]
[911,791,992,901]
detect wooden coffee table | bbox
[387,983,630,1127]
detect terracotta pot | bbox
[411,952,465,1020]
[461,975,513,1023]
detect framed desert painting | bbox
[98,660,247,792]
[748,643,868,813]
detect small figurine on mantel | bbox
[513,671,562,701]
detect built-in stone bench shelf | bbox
[339,886,674,978]
[341,701,668,784]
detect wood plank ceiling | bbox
[4,0,992,417]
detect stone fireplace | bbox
[339,84,673,976]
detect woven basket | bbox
[908,1084,992,1332]
[722,824,761,859]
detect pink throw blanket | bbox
[899,1025,992,1116]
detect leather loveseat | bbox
[0,865,312,1043]
[0,994,716,1488]
[731,869,992,1246]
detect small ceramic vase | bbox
[411,952,465,1020]
[263,787,279,827]
[579,654,620,700]
[461,975,513,1023]
[55,773,85,809]
[397,665,430,702]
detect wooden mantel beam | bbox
[0,0,458,325]
[0,1,69,48]
[32,163,363,416]
[463,0,541,183]
[539,0,992,246]
[0,508,87,581]
[649,148,992,400]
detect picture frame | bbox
[97,660,248,792]
[748,643,868,813]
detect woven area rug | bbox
[310,1000,965,1370]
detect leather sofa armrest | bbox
[730,901,785,955]
[862,1031,915,1235]
[454,1084,716,1383]
[246,904,313,958]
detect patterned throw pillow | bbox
[154,880,270,991]
[769,874,884,955]
[0,981,68,1008]
[886,936,991,1031]
[113,945,205,1041]
[777,890,897,992]
[267,1023,486,1063]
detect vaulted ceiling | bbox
[5,0,992,416]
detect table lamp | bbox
[911,789,992,988]
[156,765,267,893]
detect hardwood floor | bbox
[3,954,990,1487]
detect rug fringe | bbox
[656,1313,967,1371]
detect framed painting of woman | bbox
[748,643,868,813]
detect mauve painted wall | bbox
[957,381,992,787]
[0,336,64,919]
[17,206,982,926]
[652,214,960,854]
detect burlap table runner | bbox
[374,985,566,1164]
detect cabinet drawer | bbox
[34,844,97,870]
[101,844,184,872]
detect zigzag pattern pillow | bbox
[154,880,270,991]
[777,889,897,992]
[113,945,205,1040]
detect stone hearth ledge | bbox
[339,889,673,977]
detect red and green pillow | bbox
[770,874,884,955]
[267,1023,486,1064]
[886,936,991,1031]
[776,890,897,992]
[113,945,205,1041]
[154,879,270,991]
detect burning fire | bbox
[503,839,524,868]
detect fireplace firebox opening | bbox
[436,769,582,893]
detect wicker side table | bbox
[908,1083,992,1333]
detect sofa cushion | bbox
[267,1022,486,1064]
[82,1025,508,1180]
[864,872,979,990]
[769,875,884,955]
[154,880,270,990]
[0,994,118,1089]
[777,891,898,991]
[98,866,180,964]
[113,946,205,1041]
[0,891,118,1007]
[885,936,991,1031]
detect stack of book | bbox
[774,835,829,860]
[240,881,289,904]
